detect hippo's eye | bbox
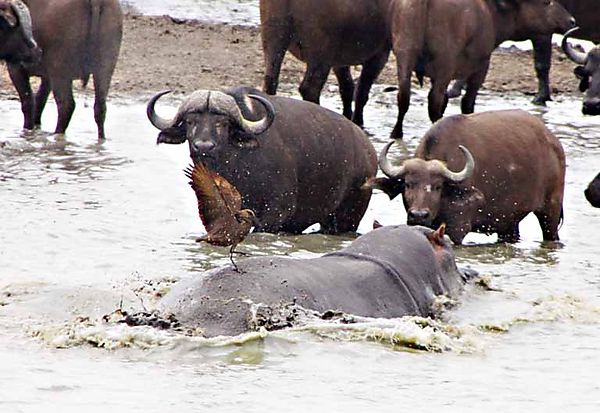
[405,182,412,189]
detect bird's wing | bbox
[184,163,233,231]
[213,174,243,212]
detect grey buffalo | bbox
[370,110,566,244]
[147,86,377,234]
[388,0,574,139]
[260,0,391,126]
[158,224,467,338]
[2,0,123,141]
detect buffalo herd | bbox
[1,0,599,337]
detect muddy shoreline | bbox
[0,13,583,101]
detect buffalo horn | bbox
[378,140,407,179]
[11,0,37,49]
[208,91,274,135]
[439,145,475,182]
[561,27,587,65]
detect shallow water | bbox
[121,0,259,25]
[1,82,599,412]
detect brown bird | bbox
[184,162,258,271]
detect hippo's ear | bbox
[495,0,516,12]
[362,177,405,200]
[575,66,590,92]
[430,223,447,247]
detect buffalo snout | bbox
[582,98,600,116]
[190,140,216,156]
[407,208,432,226]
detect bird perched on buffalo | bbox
[184,162,258,271]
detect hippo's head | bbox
[562,28,600,116]
[368,141,484,244]
[584,172,600,208]
[499,0,575,37]
[147,88,276,161]
[0,0,41,64]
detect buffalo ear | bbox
[574,66,590,92]
[443,184,485,210]
[363,177,405,200]
[157,127,187,145]
[0,7,18,28]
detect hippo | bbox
[157,224,468,338]
[585,172,600,208]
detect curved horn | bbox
[208,92,275,135]
[11,0,37,49]
[378,140,407,179]
[561,27,587,65]
[147,90,174,130]
[440,145,475,182]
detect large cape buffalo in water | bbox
[157,224,467,338]
[260,0,391,126]
[585,173,600,208]
[0,0,40,64]
[370,110,565,244]
[3,0,123,141]
[147,86,377,234]
[388,0,574,139]
[562,28,600,116]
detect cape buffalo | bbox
[449,0,600,106]
[585,173,600,208]
[0,0,40,64]
[388,0,575,139]
[260,0,391,126]
[4,0,123,141]
[147,86,377,234]
[157,224,467,338]
[369,110,565,244]
[562,28,600,116]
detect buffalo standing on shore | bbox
[147,86,377,234]
[370,110,565,244]
[388,0,575,139]
[260,0,391,126]
[1,0,123,141]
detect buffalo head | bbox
[562,27,600,115]
[0,0,40,64]
[373,141,483,243]
[584,172,600,208]
[147,89,276,159]
[498,0,575,37]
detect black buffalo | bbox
[158,224,467,338]
[147,87,377,234]
[0,0,40,64]
[585,173,600,208]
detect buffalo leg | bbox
[322,187,371,234]
[531,34,553,105]
[446,79,466,99]
[261,18,292,95]
[51,79,75,135]
[353,50,389,127]
[428,77,451,122]
[535,202,562,241]
[299,64,330,104]
[7,65,34,130]
[461,64,489,114]
[334,66,354,119]
[390,53,417,140]
[33,78,51,127]
[497,225,520,243]
[93,70,114,141]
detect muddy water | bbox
[0,85,599,412]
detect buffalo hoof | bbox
[531,95,550,106]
